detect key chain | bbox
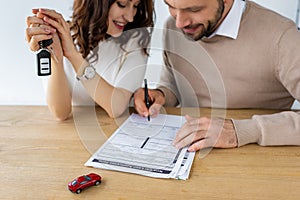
[36,39,53,76]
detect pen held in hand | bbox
[144,79,150,121]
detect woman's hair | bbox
[69,0,155,59]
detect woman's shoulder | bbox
[97,33,141,49]
[121,28,151,51]
[91,28,149,57]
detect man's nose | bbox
[175,11,190,29]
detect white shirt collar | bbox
[208,0,246,39]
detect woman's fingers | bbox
[26,24,55,51]
[38,9,69,31]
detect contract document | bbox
[85,113,195,180]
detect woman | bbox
[25,0,154,120]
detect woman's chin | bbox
[107,31,123,38]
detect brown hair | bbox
[69,0,155,59]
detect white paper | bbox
[85,113,195,179]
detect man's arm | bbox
[134,50,180,117]
[155,51,180,106]
[233,111,300,146]
[234,25,300,147]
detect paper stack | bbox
[85,113,195,180]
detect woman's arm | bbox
[68,54,132,118]
[46,59,72,121]
[39,8,139,118]
[26,9,72,121]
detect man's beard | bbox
[183,1,225,41]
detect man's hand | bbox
[134,88,165,118]
[173,115,238,151]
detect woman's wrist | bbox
[50,60,65,76]
[64,45,80,61]
[66,50,86,73]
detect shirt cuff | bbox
[231,118,261,147]
[156,86,178,106]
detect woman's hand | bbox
[26,9,63,63]
[35,8,79,60]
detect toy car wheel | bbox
[95,180,101,186]
[76,189,82,194]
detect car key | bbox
[36,39,53,76]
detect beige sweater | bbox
[158,1,300,146]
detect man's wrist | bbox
[231,118,260,147]
[154,88,165,97]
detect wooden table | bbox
[1,106,299,199]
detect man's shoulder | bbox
[246,1,295,29]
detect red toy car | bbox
[68,173,102,194]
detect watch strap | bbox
[76,64,95,81]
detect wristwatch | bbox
[76,65,96,81]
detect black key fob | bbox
[37,39,53,76]
[37,48,51,76]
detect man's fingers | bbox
[173,117,238,151]
[135,102,148,117]
[134,88,148,116]
[149,89,165,105]
[174,133,195,149]
[134,88,165,118]
[175,130,207,149]
[185,115,195,121]
[187,139,211,152]
[173,123,195,145]
[149,103,161,117]
[173,123,206,147]
[173,117,215,149]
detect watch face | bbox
[85,66,95,79]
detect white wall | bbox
[0,0,299,108]
[253,0,299,21]
[0,0,73,105]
